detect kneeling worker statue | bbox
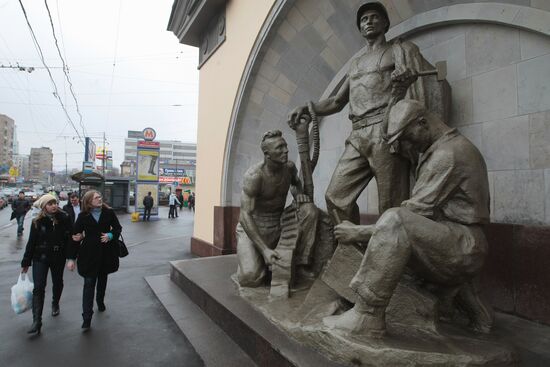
[324,100,493,337]
[236,130,318,287]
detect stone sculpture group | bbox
[234,2,514,365]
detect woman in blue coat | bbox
[67,190,122,330]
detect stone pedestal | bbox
[168,255,536,367]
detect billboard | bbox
[137,149,159,181]
[135,183,159,214]
[160,168,185,176]
[96,148,113,160]
[84,137,96,167]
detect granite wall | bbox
[224,0,550,226]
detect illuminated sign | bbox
[142,127,156,141]
[137,140,160,149]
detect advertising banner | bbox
[135,183,159,214]
[137,150,159,181]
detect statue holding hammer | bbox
[289,1,446,223]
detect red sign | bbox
[137,140,160,149]
[142,127,156,141]
[159,176,192,184]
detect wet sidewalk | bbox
[0,206,203,367]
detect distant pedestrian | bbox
[188,192,195,212]
[178,191,184,210]
[143,191,154,221]
[12,191,31,237]
[20,194,72,335]
[62,193,81,225]
[168,192,180,218]
[67,190,122,331]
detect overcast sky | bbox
[0,0,198,171]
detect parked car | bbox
[0,196,7,209]
[24,191,39,202]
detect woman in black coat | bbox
[67,190,122,330]
[21,194,72,335]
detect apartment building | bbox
[29,147,53,180]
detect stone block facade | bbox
[225,1,550,226]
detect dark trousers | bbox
[168,205,176,218]
[143,207,151,221]
[32,254,65,321]
[16,214,25,234]
[82,273,108,320]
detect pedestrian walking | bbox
[12,191,31,237]
[20,194,72,335]
[168,192,180,218]
[142,191,154,221]
[67,190,122,330]
[178,191,184,210]
[188,192,195,212]
[62,193,81,225]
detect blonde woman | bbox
[21,194,72,335]
[67,190,122,330]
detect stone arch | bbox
[222,1,550,225]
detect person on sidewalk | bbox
[142,191,154,221]
[62,193,81,225]
[67,190,122,331]
[12,191,31,237]
[188,192,195,212]
[20,194,72,335]
[168,192,180,218]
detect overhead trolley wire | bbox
[17,0,84,145]
[44,0,87,138]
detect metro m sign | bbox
[143,127,156,141]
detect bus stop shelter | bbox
[71,171,131,212]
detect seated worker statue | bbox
[323,99,493,337]
[236,130,319,287]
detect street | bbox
[0,205,203,367]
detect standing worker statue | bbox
[289,1,430,223]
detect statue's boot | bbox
[323,301,386,338]
[455,281,494,333]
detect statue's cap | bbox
[357,2,390,33]
[386,100,425,145]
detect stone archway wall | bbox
[224,1,550,226]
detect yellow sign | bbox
[9,166,18,177]
[137,150,159,181]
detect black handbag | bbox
[117,234,129,258]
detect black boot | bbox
[28,293,44,334]
[27,320,42,334]
[81,318,91,331]
[52,302,60,317]
[97,301,106,312]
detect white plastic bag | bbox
[11,273,34,314]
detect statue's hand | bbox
[263,248,281,266]
[391,68,418,98]
[287,105,310,130]
[296,194,311,204]
[334,220,364,243]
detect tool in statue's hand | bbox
[383,60,447,140]
[332,210,365,253]
[414,60,447,81]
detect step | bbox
[145,274,256,367]
[169,255,346,367]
